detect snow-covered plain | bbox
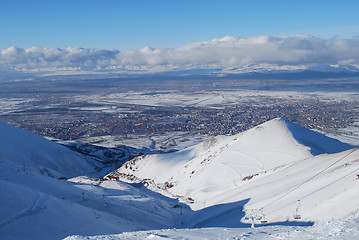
[76,132,209,150]
[1,119,359,240]
[0,98,35,115]
[72,89,359,110]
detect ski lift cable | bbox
[261,148,358,212]
[297,163,359,202]
[265,159,359,216]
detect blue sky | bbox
[1,0,358,51]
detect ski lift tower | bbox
[294,200,302,219]
[244,209,264,228]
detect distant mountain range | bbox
[2,64,359,82]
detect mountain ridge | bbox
[113,117,355,185]
[0,121,105,178]
[1,118,358,239]
[112,117,357,221]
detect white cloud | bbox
[0,46,119,70]
[1,35,359,73]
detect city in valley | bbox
[1,76,358,150]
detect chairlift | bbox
[244,209,255,221]
[260,209,268,223]
[244,211,254,221]
[293,200,302,220]
[246,209,268,223]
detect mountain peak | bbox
[113,118,359,223]
[116,118,355,187]
[260,117,292,126]
[257,117,354,155]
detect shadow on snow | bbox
[181,198,313,229]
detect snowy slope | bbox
[0,121,104,178]
[0,171,182,240]
[66,213,359,240]
[0,122,182,240]
[182,148,359,227]
[113,118,355,211]
[1,119,359,240]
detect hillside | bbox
[112,118,358,224]
[1,119,358,240]
[0,121,103,178]
[0,122,181,240]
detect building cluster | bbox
[2,98,357,141]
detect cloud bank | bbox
[0,47,119,70]
[1,35,359,73]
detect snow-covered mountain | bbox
[0,122,182,240]
[112,117,354,190]
[111,118,358,225]
[0,121,104,178]
[1,119,359,240]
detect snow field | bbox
[65,214,359,240]
[116,118,355,216]
[1,118,358,239]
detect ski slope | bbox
[0,121,103,178]
[114,118,357,219]
[0,122,182,240]
[1,119,359,240]
[66,213,359,240]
